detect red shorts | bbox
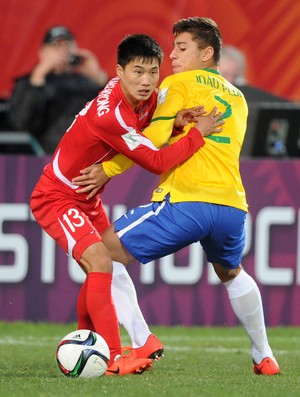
[30,174,110,262]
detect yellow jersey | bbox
[103,68,248,212]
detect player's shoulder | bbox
[159,71,202,95]
[160,70,196,86]
[157,72,196,103]
[98,77,120,101]
[93,77,123,115]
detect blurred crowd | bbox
[1,26,109,154]
[0,29,293,157]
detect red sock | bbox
[77,278,95,331]
[86,272,121,362]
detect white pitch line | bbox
[0,336,290,356]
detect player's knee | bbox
[80,242,113,273]
[212,262,241,282]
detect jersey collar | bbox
[204,68,220,76]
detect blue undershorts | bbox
[114,197,246,269]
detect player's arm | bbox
[101,105,206,177]
[72,108,223,198]
[102,153,134,177]
[75,129,202,191]
[96,125,203,175]
[72,154,133,199]
[71,106,194,197]
[71,107,200,198]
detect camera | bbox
[69,54,83,66]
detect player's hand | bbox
[195,107,224,137]
[72,163,110,200]
[174,106,205,130]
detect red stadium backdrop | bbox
[1,0,300,101]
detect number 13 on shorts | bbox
[62,208,85,232]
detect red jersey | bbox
[42,77,204,199]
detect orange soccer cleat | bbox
[253,357,280,375]
[130,334,164,361]
[105,351,152,376]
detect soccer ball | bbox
[56,329,110,378]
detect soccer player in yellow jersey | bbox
[73,17,280,375]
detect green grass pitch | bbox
[0,322,299,397]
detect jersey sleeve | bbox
[142,78,186,147]
[98,100,205,175]
[102,153,134,178]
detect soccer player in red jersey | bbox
[30,33,223,376]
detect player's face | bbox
[170,32,209,73]
[117,58,160,109]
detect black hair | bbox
[117,34,163,68]
[173,17,222,63]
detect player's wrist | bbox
[172,125,184,136]
[102,161,114,178]
[188,127,205,146]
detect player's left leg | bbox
[205,205,280,375]
[112,262,151,346]
[112,261,164,360]
[213,264,280,375]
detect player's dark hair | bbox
[173,17,222,63]
[117,34,163,67]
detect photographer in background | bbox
[219,44,287,104]
[219,44,247,85]
[8,26,109,154]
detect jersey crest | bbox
[158,87,168,104]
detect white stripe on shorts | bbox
[58,218,76,257]
[117,201,166,238]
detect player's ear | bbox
[116,64,124,78]
[202,46,214,62]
